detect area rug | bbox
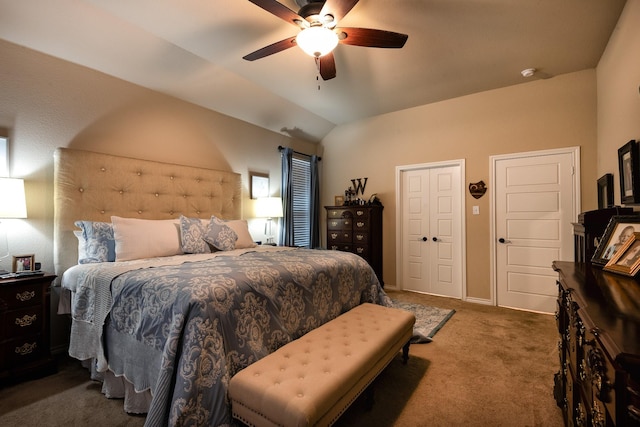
[391,299,455,343]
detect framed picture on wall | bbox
[618,140,640,204]
[597,173,614,209]
[250,172,269,199]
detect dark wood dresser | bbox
[325,205,383,285]
[553,261,640,427]
[0,273,57,384]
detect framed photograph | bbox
[618,140,640,204]
[249,172,269,199]
[597,173,614,209]
[12,254,35,272]
[334,195,344,206]
[592,215,640,267]
[604,232,640,276]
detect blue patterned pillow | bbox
[204,217,238,251]
[179,215,212,254]
[74,220,116,264]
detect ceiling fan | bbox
[243,0,408,80]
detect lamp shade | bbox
[0,178,27,218]
[255,197,283,219]
[296,26,339,57]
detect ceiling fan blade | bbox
[321,0,360,23]
[319,53,336,80]
[247,0,305,27]
[243,36,297,61]
[338,27,408,48]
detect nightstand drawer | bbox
[0,273,56,383]
[5,306,43,337]
[0,282,43,310]
[0,335,46,367]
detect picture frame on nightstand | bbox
[12,254,35,272]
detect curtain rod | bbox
[278,145,322,161]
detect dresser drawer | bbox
[5,306,43,338]
[353,219,370,230]
[327,218,352,230]
[327,209,353,219]
[353,245,370,258]
[328,230,352,243]
[329,244,352,252]
[353,232,369,244]
[0,283,43,310]
[353,208,369,220]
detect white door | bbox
[492,148,579,313]
[398,162,464,298]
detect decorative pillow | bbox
[179,215,211,254]
[204,217,238,251]
[111,216,183,261]
[225,219,258,249]
[74,220,116,264]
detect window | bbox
[291,155,311,247]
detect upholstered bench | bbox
[228,302,416,427]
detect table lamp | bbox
[255,197,283,245]
[0,178,27,274]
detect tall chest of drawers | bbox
[0,273,57,383]
[325,205,383,286]
[553,261,640,427]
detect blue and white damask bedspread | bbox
[64,247,389,426]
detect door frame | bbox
[489,147,581,307]
[395,159,467,298]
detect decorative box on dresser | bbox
[0,273,57,383]
[325,205,383,286]
[553,261,640,427]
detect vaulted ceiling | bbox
[0,0,627,142]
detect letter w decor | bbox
[351,178,368,196]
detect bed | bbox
[54,148,389,426]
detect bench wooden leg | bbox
[402,341,410,364]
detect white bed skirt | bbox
[82,358,152,415]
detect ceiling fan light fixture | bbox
[296,26,339,57]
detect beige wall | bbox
[597,0,640,197]
[320,70,599,299]
[0,40,316,349]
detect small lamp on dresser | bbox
[0,177,27,274]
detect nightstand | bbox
[0,273,57,383]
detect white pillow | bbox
[111,216,183,261]
[210,217,257,249]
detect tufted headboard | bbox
[53,147,242,278]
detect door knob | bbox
[498,238,506,243]
[422,237,428,241]
[432,237,438,242]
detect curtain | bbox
[279,147,295,247]
[309,155,321,249]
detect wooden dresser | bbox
[325,205,383,286]
[0,273,57,383]
[553,261,640,427]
